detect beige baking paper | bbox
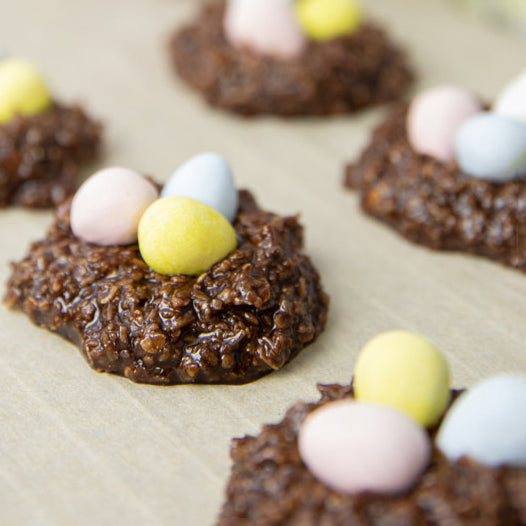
[1,0,525,524]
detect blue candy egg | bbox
[437,375,526,468]
[161,152,239,223]
[454,112,526,182]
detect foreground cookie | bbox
[4,156,328,385]
[217,331,526,524]
[0,58,101,208]
[345,76,526,271]
[169,0,413,116]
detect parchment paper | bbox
[1,0,525,524]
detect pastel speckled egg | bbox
[70,167,158,246]
[437,375,526,467]
[494,69,526,124]
[295,0,362,41]
[138,196,237,276]
[0,58,51,124]
[224,0,306,59]
[354,331,450,427]
[407,85,482,162]
[454,112,526,182]
[298,400,431,495]
[161,153,239,223]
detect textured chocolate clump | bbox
[0,103,101,208]
[217,384,526,525]
[345,105,526,271]
[169,1,413,117]
[4,190,328,385]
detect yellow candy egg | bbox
[354,330,450,427]
[138,196,237,276]
[295,0,362,42]
[0,58,51,124]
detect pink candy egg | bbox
[224,0,306,60]
[71,167,158,246]
[407,85,482,162]
[298,400,431,495]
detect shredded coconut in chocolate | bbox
[4,190,328,385]
[0,103,101,208]
[217,384,526,525]
[169,1,413,117]
[345,104,526,271]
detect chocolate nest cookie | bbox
[0,103,101,208]
[169,1,413,117]
[217,383,526,525]
[345,104,526,271]
[4,190,328,385]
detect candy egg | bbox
[437,375,526,467]
[454,112,526,182]
[138,196,237,276]
[295,0,362,41]
[298,400,431,495]
[407,85,482,162]
[70,167,158,246]
[0,58,51,124]
[494,69,526,124]
[224,0,306,60]
[161,153,239,223]
[354,330,450,427]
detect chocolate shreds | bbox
[4,190,329,385]
[169,1,413,117]
[345,104,526,271]
[0,103,101,208]
[216,384,526,525]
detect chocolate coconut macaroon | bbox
[5,153,328,385]
[169,0,413,117]
[0,57,101,208]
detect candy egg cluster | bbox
[223,0,363,59]
[69,153,239,276]
[298,330,526,496]
[0,58,51,124]
[407,69,526,182]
